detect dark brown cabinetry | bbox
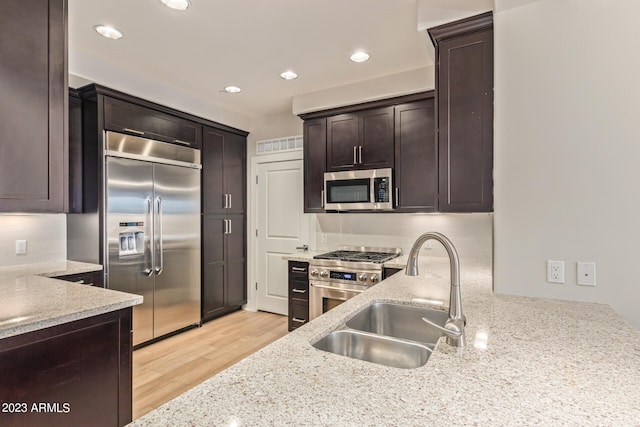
[326,107,394,171]
[303,118,327,213]
[0,0,67,213]
[53,270,104,287]
[0,308,133,427]
[429,12,494,212]
[202,127,247,322]
[383,267,402,280]
[104,97,202,149]
[288,261,309,331]
[394,98,438,212]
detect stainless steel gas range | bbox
[308,246,402,320]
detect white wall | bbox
[315,213,493,263]
[0,215,66,266]
[493,0,640,328]
[292,67,435,115]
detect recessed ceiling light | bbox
[94,25,123,40]
[280,70,298,81]
[160,0,190,10]
[350,51,370,63]
[224,86,242,94]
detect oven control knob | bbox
[310,269,319,277]
[319,270,329,278]
[358,273,368,282]
[370,274,379,283]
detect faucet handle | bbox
[422,317,466,347]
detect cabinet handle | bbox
[228,219,232,234]
[292,289,307,294]
[123,128,145,136]
[395,187,399,206]
[353,146,357,165]
[291,267,307,272]
[292,317,306,324]
[358,146,363,164]
[228,194,232,209]
[223,219,228,234]
[172,139,191,146]
[321,190,324,208]
[223,194,229,209]
[74,279,86,284]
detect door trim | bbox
[247,150,312,312]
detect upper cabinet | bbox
[202,127,246,215]
[326,107,394,171]
[394,99,438,212]
[104,97,202,149]
[0,0,67,213]
[429,12,494,213]
[303,118,327,213]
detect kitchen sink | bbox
[312,329,432,369]
[346,302,448,344]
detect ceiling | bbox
[69,0,433,119]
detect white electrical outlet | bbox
[15,240,27,255]
[577,262,596,286]
[547,260,565,284]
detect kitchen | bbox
[1,0,640,425]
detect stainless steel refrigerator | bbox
[104,131,201,346]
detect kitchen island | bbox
[132,256,640,426]
[0,261,142,427]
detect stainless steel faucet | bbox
[406,232,466,347]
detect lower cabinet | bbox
[202,214,247,322]
[383,267,403,280]
[288,261,309,331]
[52,270,104,287]
[0,308,132,427]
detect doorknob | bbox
[296,245,309,251]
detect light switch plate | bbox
[577,262,596,286]
[15,240,27,255]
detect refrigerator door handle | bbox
[155,196,164,275]
[143,197,154,276]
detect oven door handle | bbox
[310,282,365,293]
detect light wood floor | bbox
[132,310,288,420]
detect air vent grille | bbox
[256,135,303,155]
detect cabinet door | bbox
[202,127,225,213]
[436,25,493,212]
[225,213,246,307]
[224,133,246,214]
[303,118,327,212]
[0,0,66,213]
[394,100,437,212]
[326,113,359,171]
[104,97,202,148]
[359,107,394,169]
[202,214,226,320]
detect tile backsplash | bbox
[0,215,66,267]
[314,213,492,262]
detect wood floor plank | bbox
[132,309,288,420]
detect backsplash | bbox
[314,213,492,262]
[0,215,66,267]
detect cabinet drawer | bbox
[289,277,309,302]
[53,271,103,287]
[288,302,309,331]
[288,261,309,277]
[104,97,202,148]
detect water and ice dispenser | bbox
[118,228,145,257]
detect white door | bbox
[256,159,309,314]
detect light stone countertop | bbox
[132,256,640,426]
[0,260,142,339]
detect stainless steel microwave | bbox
[323,168,393,211]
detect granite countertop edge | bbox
[0,260,142,340]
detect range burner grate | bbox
[313,250,399,264]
